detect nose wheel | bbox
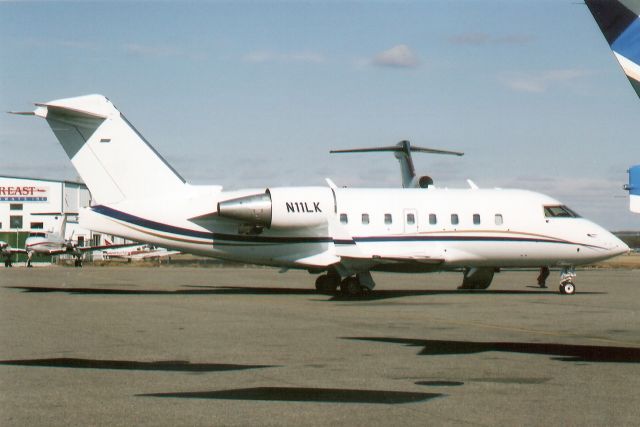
[559,267,576,295]
[559,281,575,295]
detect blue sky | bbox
[1,0,639,230]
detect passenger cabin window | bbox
[384,214,392,225]
[406,213,415,225]
[451,214,459,225]
[495,214,503,225]
[340,213,348,224]
[429,214,437,225]
[473,214,480,225]
[544,205,580,218]
[362,213,370,225]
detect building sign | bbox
[0,186,49,202]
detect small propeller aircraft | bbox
[2,214,132,267]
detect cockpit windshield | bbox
[543,205,581,218]
[28,232,46,238]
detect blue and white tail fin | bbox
[626,165,640,212]
[586,0,640,97]
[586,1,640,213]
[27,94,187,205]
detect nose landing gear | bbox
[559,267,576,295]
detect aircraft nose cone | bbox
[604,233,630,256]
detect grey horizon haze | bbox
[1,1,638,230]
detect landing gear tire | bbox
[315,274,339,294]
[559,282,576,295]
[340,277,368,297]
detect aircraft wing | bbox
[37,242,137,256]
[338,254,445,274]
[8,247,28,255]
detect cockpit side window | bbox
[543,205,581,218]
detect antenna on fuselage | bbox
[330,140,464,188]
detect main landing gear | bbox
[559,267,576,295]
[315,271,375,297]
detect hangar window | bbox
[406,213,415,225]
[473,214,481,225]
[451,214,459,225]
[340,213,348,224]
[10,203,23,211]
[544,205,580,218]
[495,214,504,225]
[429,214,437,225]
[361,213,370,225]
[384,213,392,225]
[9,216,23,229]
[30,222,44,229]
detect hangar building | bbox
[0,175,124,258]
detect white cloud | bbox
[372,44,420,68]
[503,69,592,93]
[242,50,325,64]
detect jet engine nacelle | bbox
[217,187,335,229]
[418,176,433,188]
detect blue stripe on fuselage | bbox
[612,18,640,65]
[92,205,213,240]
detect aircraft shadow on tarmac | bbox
[7,285,601,301]
[138,387,443,404]
[0,358,275,372]
[346,337,640,363]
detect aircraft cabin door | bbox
[403,209,418,234]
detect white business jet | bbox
[11,94,628,294]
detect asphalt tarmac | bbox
[1,266,639,426]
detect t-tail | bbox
[13,94,187,204]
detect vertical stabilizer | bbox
[626,165,640,212]
[586,0,640,97]
[31,94,186,204]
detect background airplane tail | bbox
[627,165,640,212]
[586,0,640,98]
[32,94,186,205]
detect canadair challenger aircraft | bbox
[12,94,628,296]
[585,0,640,213]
